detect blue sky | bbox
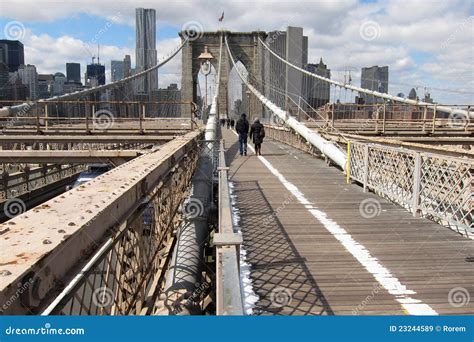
[0,0,472,104]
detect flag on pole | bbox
[219,11,224,22]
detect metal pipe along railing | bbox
[259,37,472,119]
[225,35,347,170]
[214,140,244,315]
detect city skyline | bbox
[0,1,472,104]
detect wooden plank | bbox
[223,129,474,316]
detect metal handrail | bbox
[215,139,244,315]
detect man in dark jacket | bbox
[235,113,250,156]
[249,117,265,156]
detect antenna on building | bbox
[97,44,100,65]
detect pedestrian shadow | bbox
[232,179,334,316]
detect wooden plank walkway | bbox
[222,129,474,316]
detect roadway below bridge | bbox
[222,128,473,315]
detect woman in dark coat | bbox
[249,117,265,156]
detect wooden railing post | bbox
[142,104,146,133]
[363,144,370,192]
[139,104,143,133]
[412,152,422,217]
[91,104,96,132]
[382,103,386,134]
[422,105,427,133]
[44,103,49,131]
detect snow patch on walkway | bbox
[229,181,259,315]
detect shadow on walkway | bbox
[225,138,333,315]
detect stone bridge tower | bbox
[180,31,267,122]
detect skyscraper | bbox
[360,66,389,105]
[0,40,24,72]
[66,63,81,83]
[86,63,106,86]
[303,58,331,109]
[264,27,308,110]
[123,55,131,78]
[0,62,9,100]
[285,26,306,106]
[111,60,125,82]
[135,8,157,94]
[18,64,39,100]
[156,83,181,117]
[38,74,54,99]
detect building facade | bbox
[123,55,131,78]
[18,64,38,100]
[38,74,54,99]
[135,8,157,95]
[302,58,331,110]
[360,65,389,105]
[0,40,24,73]
[66,62,81,83]
[111,60,125,82]
[264,27,308,114]
[154,83,181,117]
[86,63,106,86]
[0,62,9,100]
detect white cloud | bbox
[1,0,472,103]
[22,30,135,83]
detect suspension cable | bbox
[258,37,471,118]
[41,39,188,103]
[225,34,347,169]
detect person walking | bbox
[230,118,235,129]
[249,117,265,156]
[235,113,249,156]
[226,118,230,129]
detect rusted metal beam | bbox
[0,150,143,164]
[0,130,202,314]
[320,132,474,158]
[0,135,174,144]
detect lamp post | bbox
[245,89,251,122]
[198,46,214,120]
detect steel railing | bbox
[214,140,244,315]
[348,141,473,237]
[265,124,473,237]
[1,164,86,199]
[0,131,202,315]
